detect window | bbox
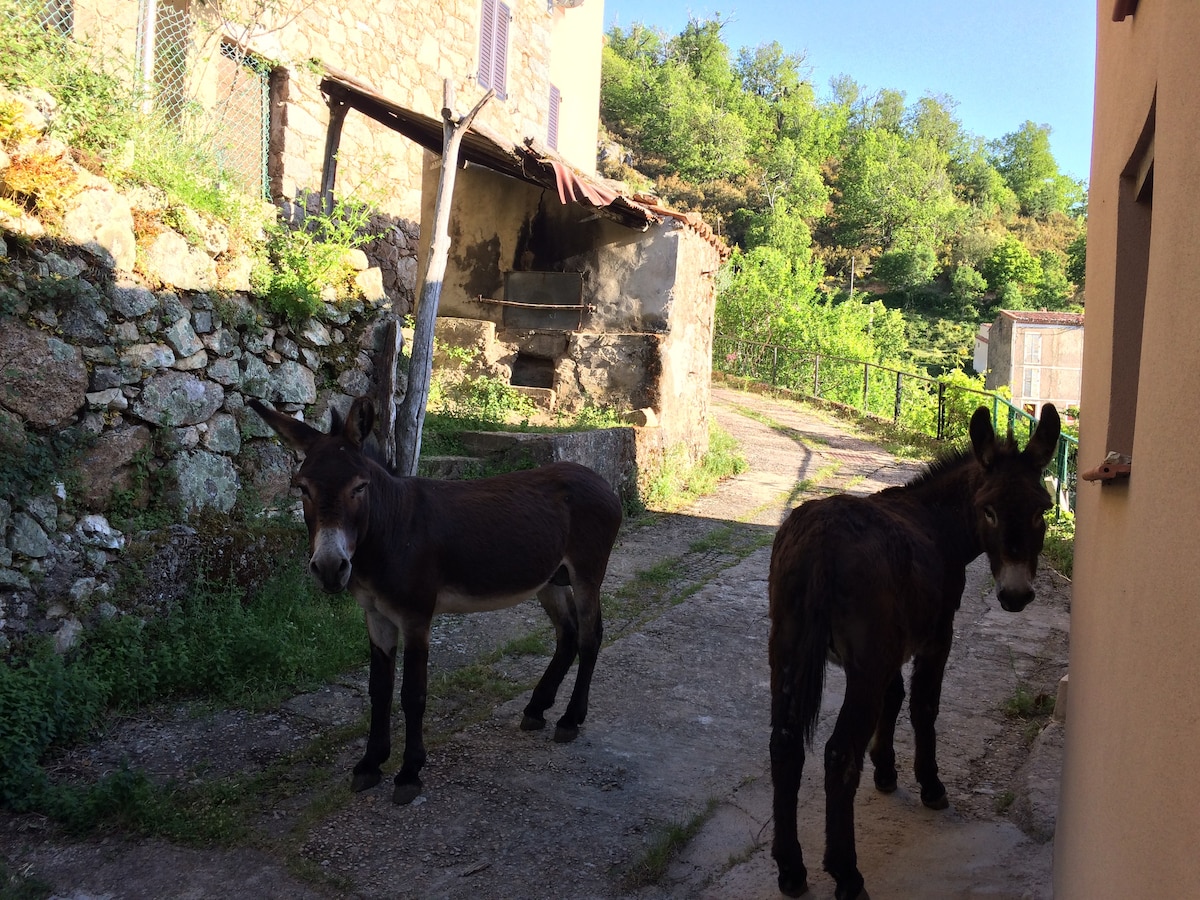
[1106,98,1154,458]
[478,0,510,101]
[1022,366,1041,400]
[1023,332,1042,365]
[548,84,561,149]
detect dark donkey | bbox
[768,404,1061,900]
[250,397,622,804]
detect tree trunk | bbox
[394,80,493,477]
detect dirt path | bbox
[0,386,1070,899]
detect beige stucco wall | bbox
[985,319,1083,413]
[1054,2,1200,895]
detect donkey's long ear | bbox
[969,406,997,469]
[247,399,323,453]
[1023,404,1061,469]
[343,396,376,449]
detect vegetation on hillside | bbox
[600,15,1087,377]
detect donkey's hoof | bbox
[777,870,810,897]
[553,723,580,743]
[920,786,950,810]
[520,713,546,732]
[873,768,898,793]
[392,778,423,805]
[350,769,381,792]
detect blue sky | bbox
[602,0,1096,183]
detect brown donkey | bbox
[251,397,622,804]
[768,405,1061,899]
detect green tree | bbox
[873,246,938,295]
[1065,231,1087,288]
[949,263,987,308]
[1031,248,1072,310]
[988,121,1084,219]
[981,235,1042,291]
[835,128,958,253]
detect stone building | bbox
[74,0,726,459]
[981,310,1084,416]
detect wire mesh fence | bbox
[3,0,269,198]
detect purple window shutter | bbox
[479,0,496,91]
[493,2,509,100]
[548,85,561,149]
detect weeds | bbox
[1042,511,1074,578]
[250,199,374,319]
[0,551,361,830]
[641,423,747,511]
[622,797,719,888]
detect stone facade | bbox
[68,0,604,317]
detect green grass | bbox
[0,545,362,831]
[641,423,748,512]
[0,857,52,900]
[1042,511,1075,578]
[621,797,720,888]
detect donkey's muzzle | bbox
[311,555,351,593]
[997,587,1034,612]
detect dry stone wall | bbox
[0,233,399,654]
[0,89,403,655]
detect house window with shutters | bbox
[478,0,510,101]
[548,84,561,149]
[1023,366,1042,400]
[1023,332,1042,364]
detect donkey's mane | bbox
[903,432,1020,490]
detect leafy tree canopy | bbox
[600,15,1088,374]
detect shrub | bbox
[250,199,373,319]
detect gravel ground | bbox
[0,385,1069,900]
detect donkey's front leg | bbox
[393,617,431,805]
[910,636,952,810]
[352,611,398,792]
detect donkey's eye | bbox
[351,481,368,498]
[983,506,998,526]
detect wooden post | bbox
[373,318,402,467]
[319,95,350,216]
[394,80,493,477]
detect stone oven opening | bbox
[510,352,555,389]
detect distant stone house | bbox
[70,0,725,458]
[979,310,1084,416]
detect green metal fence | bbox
[714,334,1078,513]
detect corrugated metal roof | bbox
[318,68,729,259]
[999,309,1085,326]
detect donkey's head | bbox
[249,397,377,593]
[968,404,1061,612]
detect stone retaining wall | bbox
[0,233,397,650]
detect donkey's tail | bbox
[768,532,832,750]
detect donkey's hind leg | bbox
[823,671,886,900]
[868,670,905,793]
[554,578,603,743]
[770,704,810,897]
[521,583,581,736]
